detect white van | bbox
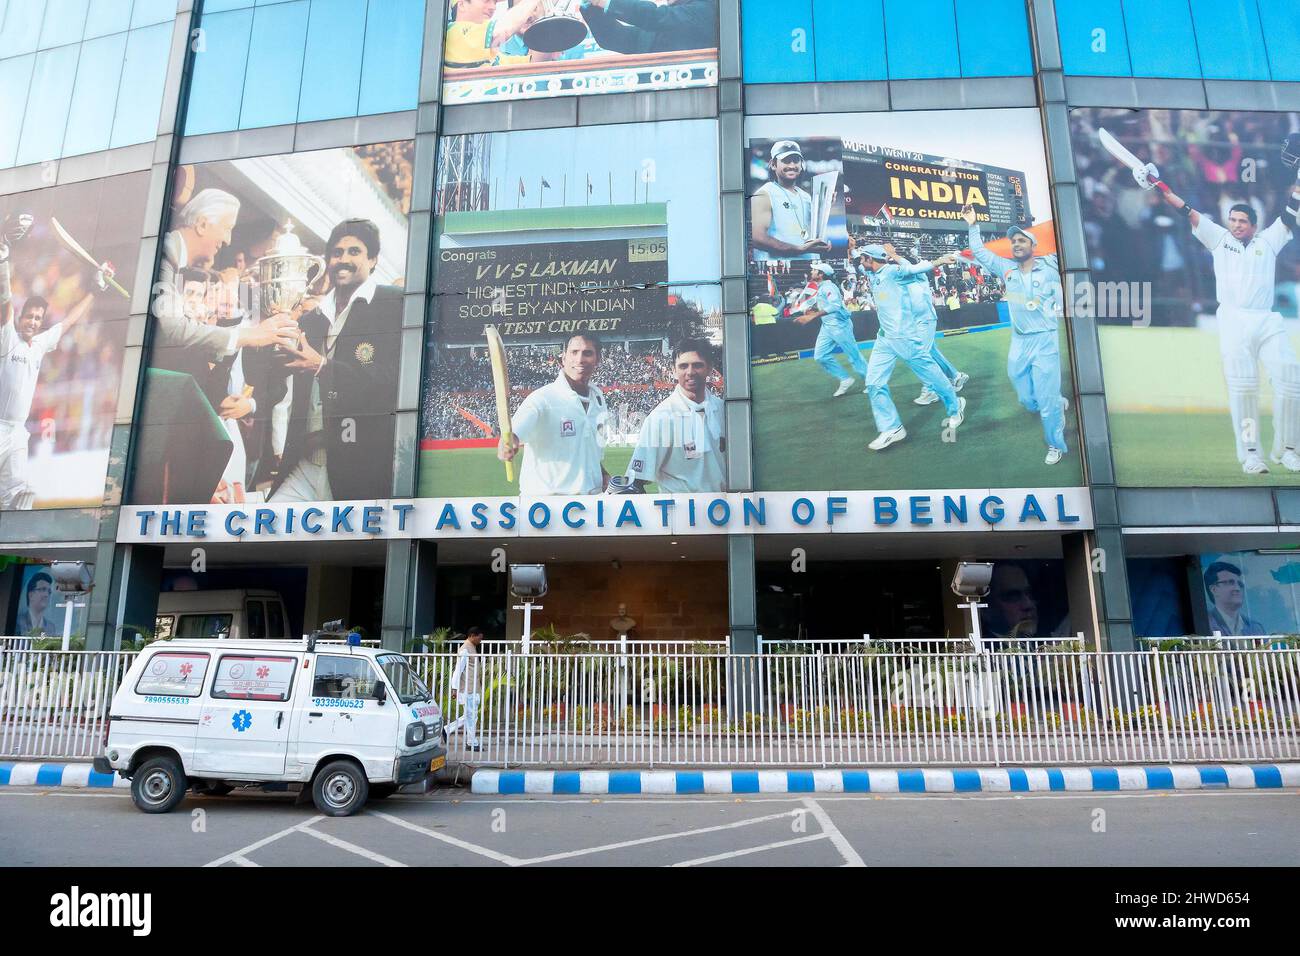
[94,637,446,816]
[154,590,292,641]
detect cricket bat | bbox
[49,217,131,299]
[1098,129,1170,194]
[485,325,515,483]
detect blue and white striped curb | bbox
[472,764,1300,795]
[0,762,128,789]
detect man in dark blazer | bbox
[272,218,400,502]
[580,0,717,55]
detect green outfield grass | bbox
[1109,411,1300,486]
[751,326,1085,491]
[1099,324,1300,486]
[418,445,638,497]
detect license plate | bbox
[429,755,446,772]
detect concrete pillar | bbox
[86,543,164,650]
[1028,0,1135,649]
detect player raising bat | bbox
[1136,141,1300,475]
[0,214,116,509]
[498,333,610,495]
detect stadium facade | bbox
[1,0,1299,652]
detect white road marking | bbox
[801,797,866,867]
[299,824,407,867]
[230,855,259,867]
[670,834,827,867]
[368,809,526,866]
[202,816,325,867]
[520,808,802,865]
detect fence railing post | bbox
[1148,649,1173,763]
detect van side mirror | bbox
[374,682,387,705]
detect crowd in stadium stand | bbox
[1069,109,1300,321]
[355,142,416,213]
[421,339,722,442]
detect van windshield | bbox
[377,654,430,705]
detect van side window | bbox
[313,656,382,701]
[211,655,296,702]
[177,614,233,639]
[247,601,266,640]
[135,652,210,698]
[267,602,287,639]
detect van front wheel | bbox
[312,760,369,816]
[131,756,187,814]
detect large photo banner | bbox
[422,120,723,498]
[746,109,1082,493]
[0,173,150,510]
[1069,108,1300,487]
[1198,551,1300,638]
[131,142,414,506]
[441,0,718,104]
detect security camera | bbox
[50,561,93,594]
[951,561,994,598]
[509,564,548,600]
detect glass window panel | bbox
[84,0,133,38]
[955,0,1033,77]
[16,43,79,166]
[0,55,36,167]
[62,30,126,156]
[38,0,89,49]
[0,0,47,58]
[202,0,256,12]
[1189,0,1269,80]
[1123,0,1198,77]
[741,0,814,84]
[130,0,177,27]
[297,0,365,122]
[357,0,423,115]
[110,22,171,148]
[1254,0,1299,81]
[1055,0,1131,76]
[884,0,959,79]
[184,8,253,135]
[812,0,885,82]
[238,0,308,128]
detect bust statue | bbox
[609,603,637,638]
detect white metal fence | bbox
[3,643,1297,766]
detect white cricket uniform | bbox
[0,320,63,509]
[753,181,815,261]
[625,386,726,493]
[512,373,608,496]
[1193,214,1300,462]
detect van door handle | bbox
[308,712,323,717]
[276,711,284,729]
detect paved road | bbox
[0,786,1296,867]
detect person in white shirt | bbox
[0,216,111,509]
[620,339,726,493]
[445,626,484,751]
[1154,174,1300,474]
[498,333,610,495]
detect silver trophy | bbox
[255,222,324,320]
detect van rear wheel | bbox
[312,760,369,816]
[131,756,187,814]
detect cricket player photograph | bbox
[750,139,836,261]
[1069,108,1300,486]
[962,204,1068,465]
[0,175,149,511]
[745,108,1083,493]
[618,338,726,493]
[498,333,611,495]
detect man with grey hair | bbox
[154,188,296,362]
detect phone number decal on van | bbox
[312,697,364,709]
[143,696,191,705]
